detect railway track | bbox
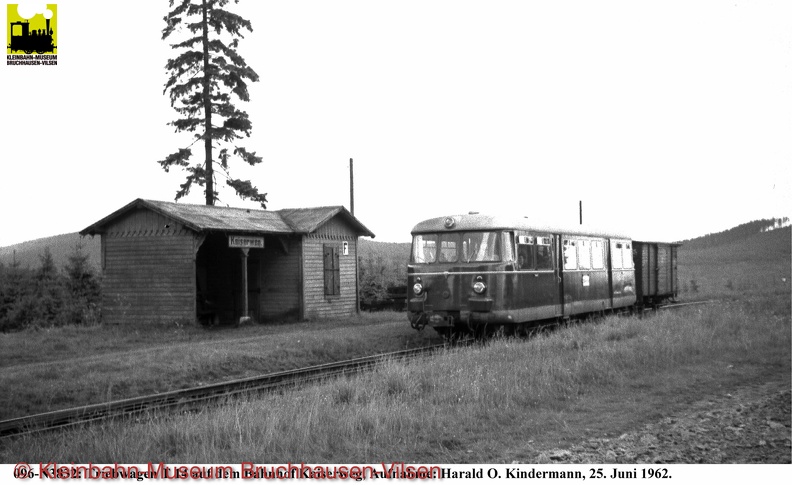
[0,343,456,438]
[655,299,717,311]
[1,301,713,439]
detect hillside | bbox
[677,217,790,250]
[358,239,411,283]
[358,239,411,263]
[676,222,790,297]
[680,224,791,264]
[0,233,101,271]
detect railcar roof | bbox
[411,214,631,239]
[633,240,683,247]
[80,198,375,238]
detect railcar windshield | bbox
[411,231,502,263]
[412,234,437,263]
[462,232,501,262]
[438,234,459,263]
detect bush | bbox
[0,243,101,331]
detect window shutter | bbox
[323,245,333,295]
[333,248,341,295]
[323,244,341,296]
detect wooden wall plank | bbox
[301,235,358,320]
[258,236,302,321]
[102,231,195,326]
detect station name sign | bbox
[228,235,265,249]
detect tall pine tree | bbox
[158,0,267,207]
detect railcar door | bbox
[647,243,657,295]
[609,239,637,309]
[514,233,560,321]
[657,244,670,295]
[561,237,579,316]
[556,235,564,317]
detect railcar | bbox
[407,213,639,336]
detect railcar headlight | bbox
[472,276,486,294]
[413,283,423,295]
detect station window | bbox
[563,239,577,270]
[578,239,591,270]
[412,234,437,263]
[592,240,604,269]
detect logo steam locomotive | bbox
[8,18,56,54]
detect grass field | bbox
[677,225,790,301]
[0,311,441,420]
[2,286,788,463]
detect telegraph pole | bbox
[349,158,355,215]
[350,158,359,314]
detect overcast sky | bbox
[2,0,790,247]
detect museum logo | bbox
[7,2,57,65]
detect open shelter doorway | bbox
[195,232,262,325]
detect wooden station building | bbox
[80,198,375,326]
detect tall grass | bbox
[4,293,788,463]
[0,311,440,420]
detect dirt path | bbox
[530,381,791,463]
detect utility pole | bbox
[579,200,583,225]
[349,158,355,215]
[350,158,359,314]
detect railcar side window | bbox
[563,239,577,270]
[623,243,633,269]
[438,234,459,263]
[612,242,623,269]
[503,232,515,264]
[578,239,591,269]
[536,238,553,270]
[516,240,535,270]
[412,234,437,263]
[592,240,604,269]
[462,232,501,262]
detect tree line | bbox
[0,243,101,332]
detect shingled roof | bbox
[80,199,375,238]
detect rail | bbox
[657,300,717,310]
[0,343,457,438]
